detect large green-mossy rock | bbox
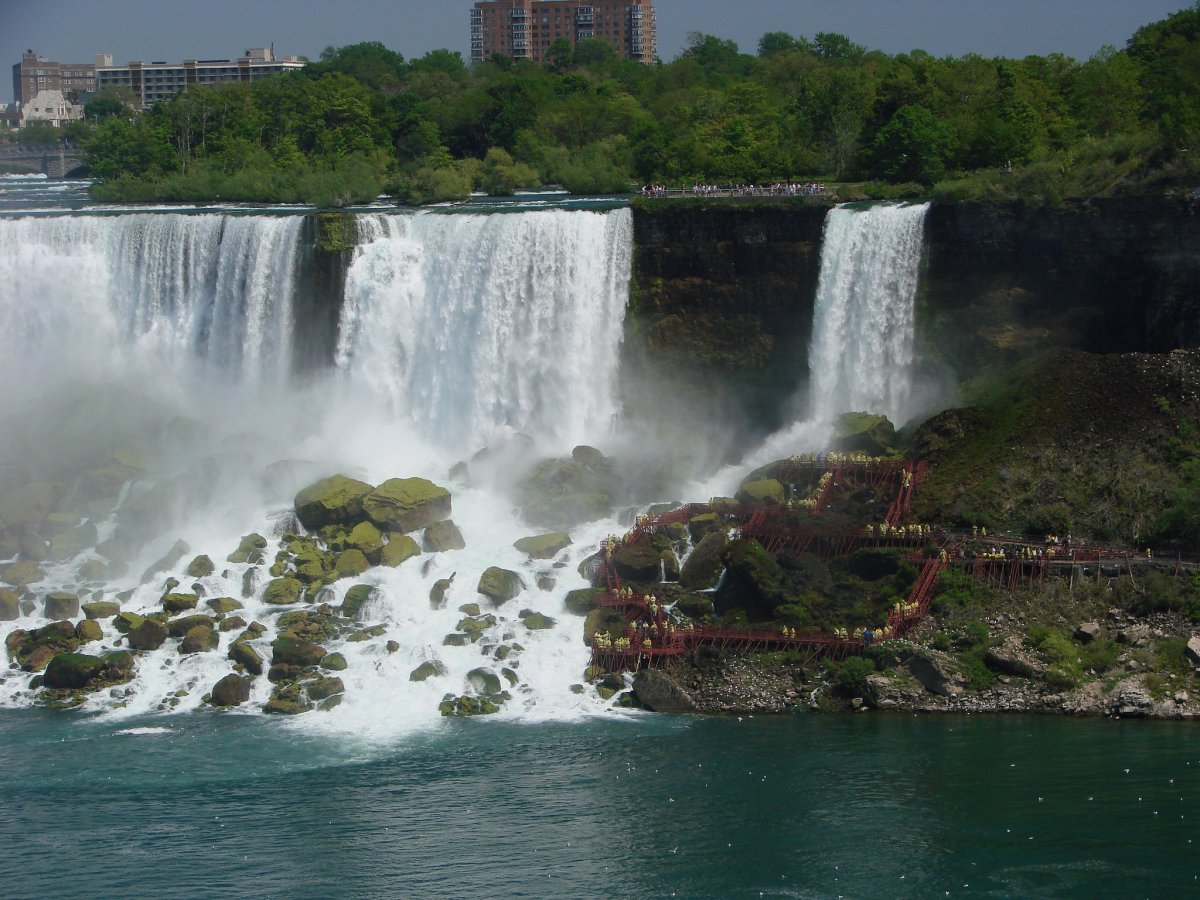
[49,522,99,561]
[292,549,329,585]
[185,554,215,579]
[735,478,785,506]
[227,533,267,564]
[513,532,572,560]
[477,567,525,606]
[320,652,348,671]
[564,588,604,616]
[179,625,218,654]
[2,560,44,588]
[380,534,420,568]
[228,641,264,675]
[519,610,556,630]
[410,660,448,682]
[206,597,242,615]
[516,458,613,529]
[333,549,371,579]
[834,411,897,456]
[439,693,506,717]
[82,600,121,620]
[673,592,715,620]
[210,673,252,707]
[0,588,18,621]
[584,608,628,646]
[423,520,466,552]
[43,592,79,620]
[294,475,374,531]
[429,576,453,608]
[167,614,216,638]
[304,676,345,701]
[715,538,785,621]
[43,651,134,690]
[687,512,721,543]
[263,682,312,715]
[346,521,384,564]
[113,611,144,634]
[271,636,327,668]
[679,530,728,591]
[75,619,103,643]
[612,539,661,584]
[341,584,376,620]
[362,478,452,533]
[263,577,304,605]
[466,668,503,695]
[162,592,199,614]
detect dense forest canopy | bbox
[28,3,1200,205]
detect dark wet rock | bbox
[834,411,896,455]
[477,567,524,606]
[304,676,345,701]
[901,649,968,697]
[294,475,374,531]
[127,619,169,651]
[513,532,572,560]
[43,651,134,690]
[410,660,448,681]
[320,652,347,671]
[206,597,242,615]
[439,693,507,716]
[362,478,452,533]
[423,519,466,552]
[429,576,454,608]
[210,673,252,707]
[612,538,662,584]
[458,602,481,617]
[443,633,470,647]
[113,611,144,634]
[519,610,556,630]
[715,538,783,621]
[687,512,722,543]
[219,615,247,632]
[179,625,218,655]
[167,614,216,638]
[74,619,103,643]
[227,533,267,564]
[583,608,628,646]
[466,668,503,694]
[564,588,604,616]
[633,669,697,712]
[271,636,327,668]
[679,530,728,590]
[264,682,312,715]
[674,592,715,619]
[735,478,784,506]
[43,592,79,620]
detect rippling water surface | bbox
[3,710,1198,898]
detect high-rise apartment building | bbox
[470,1,656,65]
[12,50,103,105]
[95,48,306,109]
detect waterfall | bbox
[808,202,930,425]
[0,213,303,380]
[337,208,632,451]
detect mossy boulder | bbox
[227,533,267,564]
[687,512,722,543]
[477,567,525,606]
[210,673,252,707]
[458,602,481,617]
[320,652,348,671]
[0,588,18,621]
[380,534,421,567]
[423,520,466,552]
[263,682,312,715]
[228,641,264,675]
[82,600,121,620]
[674,592,716,620]
[180,625,218,654]
[519,610,557,630]
[75,619,103,643]
[292,549,329,584]
[113,611,144,634]
[517,458,613,529]
[564,588,604,616]
[162,592,199,614]
[294,474,374,531]
[834,411,896,455]
[271,636,327,668]
[466,668,503,695]
[49,522,99,561]
[332,549,371,580]
[362,478,452,533]
[2,560,43,588]
[429,576,454,608]
[43,592,79,620]
[127,619,169,651]
[513,532,572,560]
[346,521,384,564]
[341,584,377,620]
[76,559,110,582]
[612,538,661,584]
[716,538,785,621]
[439,693,505,716]
[263,577,304,605]
[185,555,215,578]
[304,676,345,701]
[680,530,728,590]
[205,597,242,615]
[735,478,785,506]
[410,660,448,681]
[167,614,217,638]
[43,651,134,690]
[9,621,80,671]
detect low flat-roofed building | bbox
[96,48,306,109]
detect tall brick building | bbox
[470,1,656,65]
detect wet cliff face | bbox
[627,201,830,447]
[628,198,1200,441]
[920,199,1200,374]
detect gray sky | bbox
[1,0,1189,104]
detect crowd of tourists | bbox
[639,181,829,199]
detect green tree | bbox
[870,104,953,182]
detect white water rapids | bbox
[0,197,929,737]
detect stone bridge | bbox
[0,144,85,177]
